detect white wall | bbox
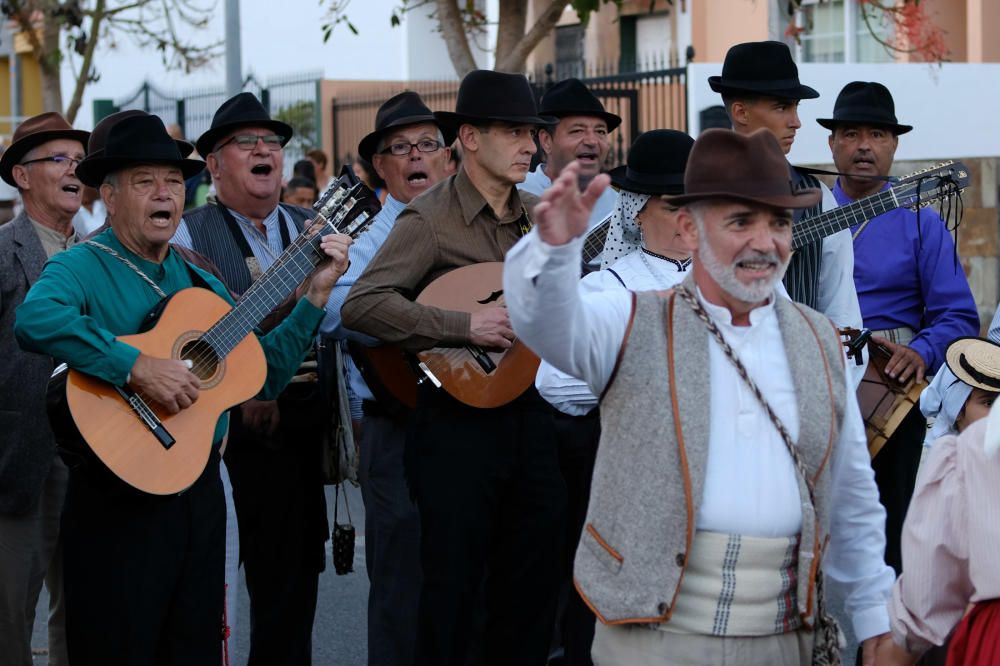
[687,62,1000,164]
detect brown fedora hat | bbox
[663,129,820,209]
[0,112,90,186]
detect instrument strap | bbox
[85,240,167,299]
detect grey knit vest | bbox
[575,273,845,628]
[182,203,311,296]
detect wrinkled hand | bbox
[128,353,200,415]
[240,399,280,436]
[305,232,353,308]
[470,306,514,349]
[533,160,610,246]
[872,336,926,384]
[869,633,917,666]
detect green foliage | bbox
[274,100,317,153]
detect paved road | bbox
[33,484,370,665]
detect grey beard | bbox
[699,240,788,304]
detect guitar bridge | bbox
[465,345,497,374]
[113,385,176,449]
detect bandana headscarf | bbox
[920,368,972,445]
[600,190,650,269]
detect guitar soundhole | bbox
[180,338,221,382]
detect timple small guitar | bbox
[51,175,379,495]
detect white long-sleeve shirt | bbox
[504,229,895,642]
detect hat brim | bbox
[607,165,684,196]
[945,337,1000,394]
[434,111,558,133]
[662,187,821,210]
[815,117,913,134]
[195,119,294,158]
[543,110,622,132]
[357,114,458,163]
[76,155,205,188]
[0,128,91,186]
[708,77,820,100]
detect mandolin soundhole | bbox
[180,338,222,384]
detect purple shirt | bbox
[836,180,979,373]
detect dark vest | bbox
[783,169,824,309]
[182,202,312,296]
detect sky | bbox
[65,0,426,129]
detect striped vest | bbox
[783,169,824,309]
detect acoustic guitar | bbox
[51,176,379,495]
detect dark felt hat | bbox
[76,114,205,187]
[539,78,621,131]
[708,41,819,100]
[195,92,293,157]
[664,128,820,209]
[357,91,456,163]
[435,70,556,132]
[88,109,195,158]
[607,129,694,195]
[816,81,912,134]
[0,112,90,186]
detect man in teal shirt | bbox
[15,114,351,664]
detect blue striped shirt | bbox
[320,194,407,415]
[171,205,301,271]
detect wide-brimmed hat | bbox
[816,81,912,134]
[946,337,1000,393]
[607,129,693,195]
[357,91,456,163]
[88,109,195,158]
[0,112,90,186]
[663,128,821,209]
[435,70,556,132]
[539,78,621,132]
[195,92,293,157]
[76,114,205,187]
[708,41,819,100]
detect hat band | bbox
[685,179,803,197]
[714,77,805,92]
[625,168,685,187]
[830,107,901,124]
[959,353,1000,390]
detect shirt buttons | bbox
[675,552,686,567]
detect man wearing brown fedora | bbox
[342,69,566,666]
[820,81,979,581]
[505,128,894,665]
[172,92,330,664]
[0,111,88,666]
[320,90,453,666]
[710,41,864,361]
[15,113,351,664]
[520,78,620,268]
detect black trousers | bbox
[358,406,421,666]
[62,450,225,666]
[551,408,601,666]
[870,405,926,574]
[408,386,566,666]
[225,385,329,666]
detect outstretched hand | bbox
[533,161,610,246]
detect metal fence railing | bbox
[329,59,688,172]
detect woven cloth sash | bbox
[871,326,916,346]
[654,531,801,637]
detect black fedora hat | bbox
[0,112,90,186]
[608,129,694,196]
[816,81,912,134]
[195,92,293,157]
[664,129,820,209]
[435,70,556,132]
[76,114,205,187]
[357,91,456,163]
[88,109,195,158]
[539,78,621,132]
[708,41,819,100]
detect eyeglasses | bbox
[378,139,443,157]
[219,133,285,151]
[19,155,83,170]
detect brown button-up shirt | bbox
[342,168,537,352]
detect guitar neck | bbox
[581,216,612,264]
[792,187,897,250]
[202,202,366,357]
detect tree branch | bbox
[435,0,478,77]
[495,0,566,73]
[64,0,106,122]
